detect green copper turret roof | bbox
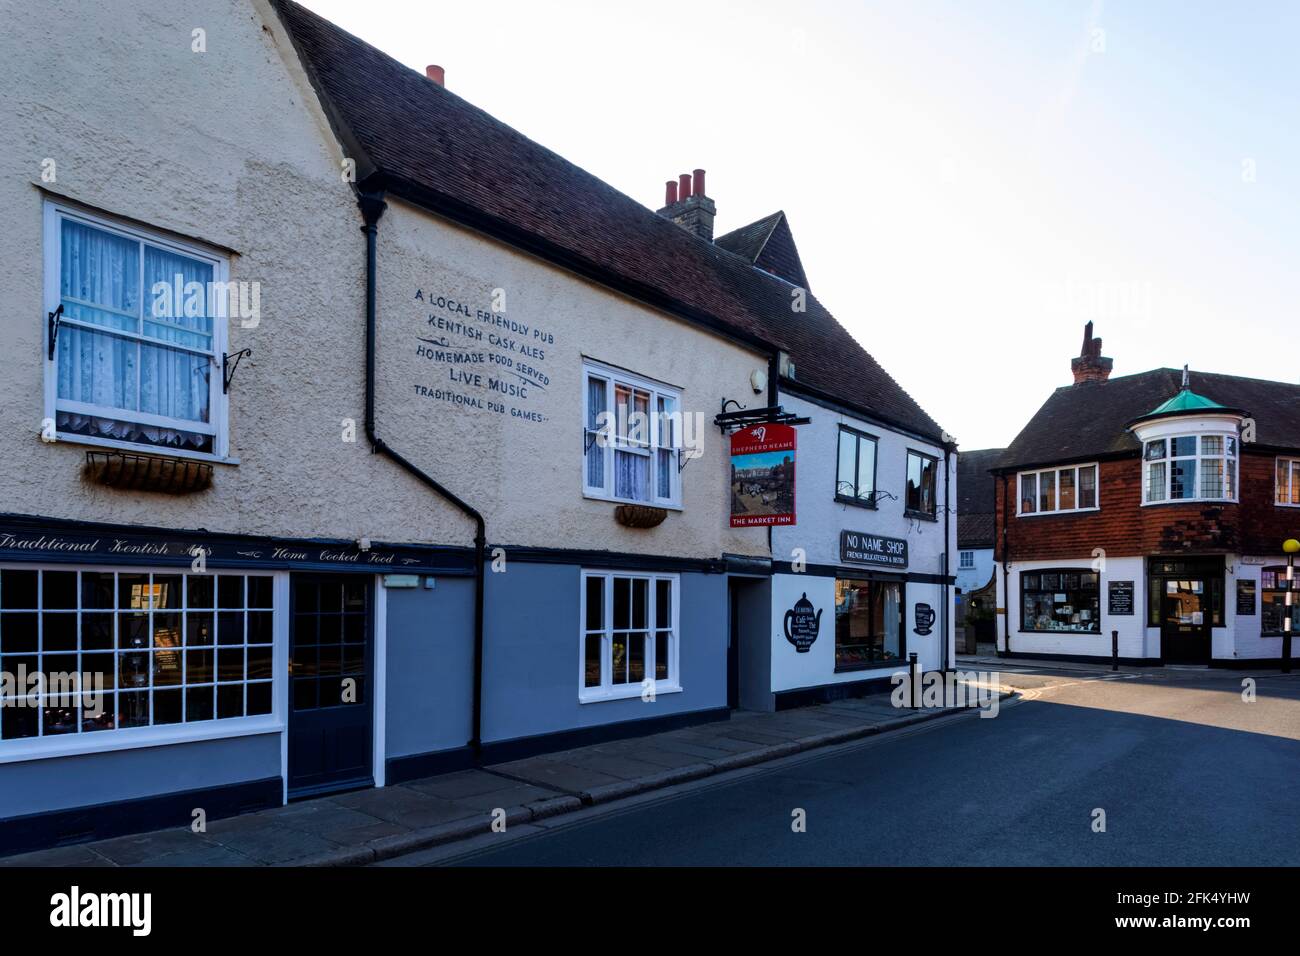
[1144,388,1228,417]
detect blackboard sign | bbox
[840,530,908,569]
[1237,580,1257,616]
[913,603,935,635]
[1108,580,1135,616]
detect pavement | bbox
[407,657,1300,866]
[1,678,1006,867]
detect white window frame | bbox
[1016,463,1100,516]
[578,570,681,703]
[1276,457,1300,507]
[582,359,682,509]
[959,550,975,569]
[1141,434,1238,505]
[0,563,285,764]
[43,200,231,462]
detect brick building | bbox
[992,324,1300,666]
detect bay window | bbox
[1018,464,1098,515]
[580,571,679,701]
[583,362,682,508]
[1276,458,1300,507]
[1020,570,1100,633]
[836,426,877,506]
[1143,434,1237,503]
[44,202,228,458]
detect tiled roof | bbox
[273,0,947,443]
[717,211,810,290]
[957,512,996,550]
[957,448,1003,515]
[1000,368,1300,471]
[715,212,783,262]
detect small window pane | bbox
[1170,458,1196,499]
[632,579,648,630]
[1200,458,1224,499]
[1201,435,1223,456]
[1171,436,1197,458]
[1144,440,1166,461]
[584,633,601,688]
[655,579,671,627]
[857,438,875,502]
[1020,474,1036,513]
[1079,465,1097,508]
[1058,469,1076,510]
[218,576,244,609]
[1039,470,1056,512]
[837,430,857,498]
[613,578,630,630]
[43,571,78,610]
[585,577,603,631]
[1,570,39,609]
[1146,461,1167,502]
[82,572,115,609]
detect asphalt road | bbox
[417,664,1300,866]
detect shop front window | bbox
[834,578,902,669]
[1261,567,1298,636]
[1020,569,1100,633]
[0,568,274,744]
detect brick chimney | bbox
[1071,321,1114,384]
[656,168,716,241]
[425,65,445,86]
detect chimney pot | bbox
[425,64,445,86]
[693,168,706,198]
[1071,321,1114,384]
[678,173,692,201]
[665,180,678,205]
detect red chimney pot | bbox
[692,168,706,198]
[425,65,445,86]
[665,180,678,205]
[678,173,692,201]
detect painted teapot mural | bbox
[783,592,822,653]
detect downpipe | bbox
[359,191,488,758]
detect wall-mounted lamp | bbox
[749,368,768,395]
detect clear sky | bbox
[300,0,1299,450]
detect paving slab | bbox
[487,757,626,795]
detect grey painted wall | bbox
[0,733,280,819]
[481,563,728,744]
[384,577,475,759]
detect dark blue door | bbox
[288,574,373,797]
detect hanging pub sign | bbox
[729,423,796,527]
